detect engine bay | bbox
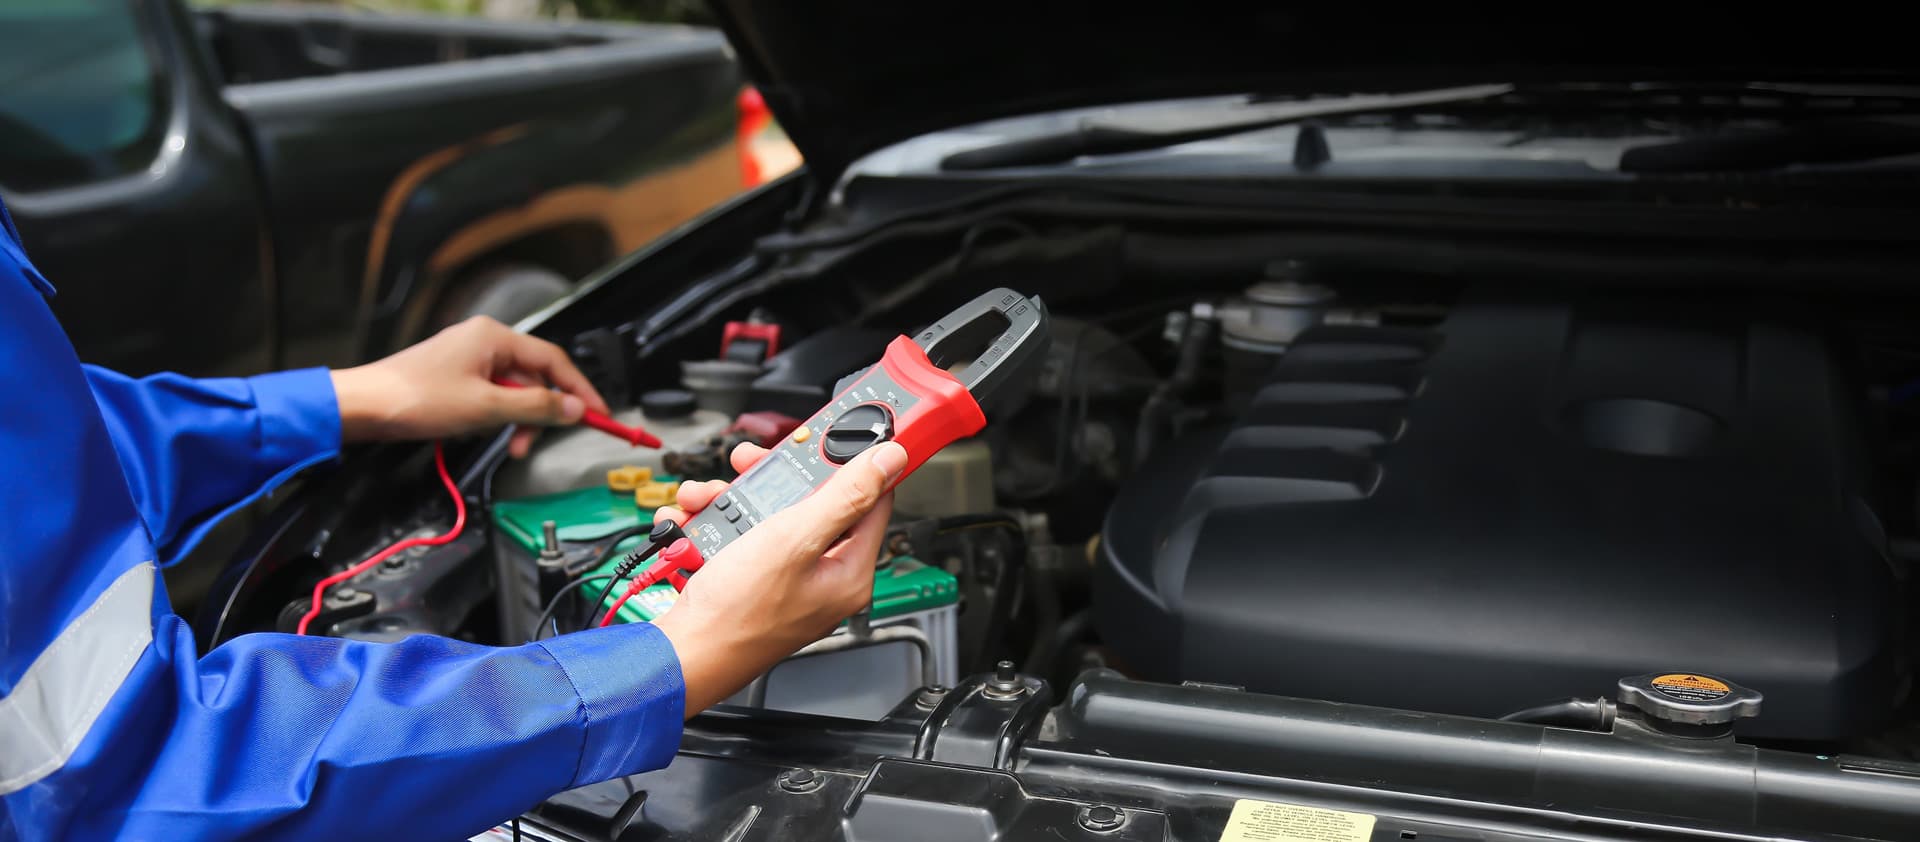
[257,216,1920,743]
[208,198,1920,838]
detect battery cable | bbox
[531,574,613,642]
[294,441,466,636]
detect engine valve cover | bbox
[1096,290,1903,740]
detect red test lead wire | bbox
[599,538,703,628]
[294,441,466,636]
[597,582,647,629]
[490,377,661,449]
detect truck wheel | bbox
[434,263,573,331]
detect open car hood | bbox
[708,4,1918,183]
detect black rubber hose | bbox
[1026,607,1092,684]
[1498,697,1616,731]
[976,546,1022,674]
[1134,309,1213,467]
[936,514,1028,672]
[1021,554,1062,676]
[937,513,1026,535]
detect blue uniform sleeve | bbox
[0,200,689,841]
[81,366,343,563]
[101,616,686,840]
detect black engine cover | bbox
[1096,291,1904,740]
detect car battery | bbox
[492,478,959,720]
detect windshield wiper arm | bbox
[1619,118,1920,173]
[940,84,1514,171]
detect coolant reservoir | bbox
[496,389,732,498]
[893,439,994,518]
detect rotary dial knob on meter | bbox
[821,404,894,463]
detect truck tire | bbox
[435,263,573,331]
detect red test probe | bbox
[599,536,703,628]
[491,377,661,448]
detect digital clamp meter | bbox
[679,287,1049,564]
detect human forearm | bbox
[653,605,774,715]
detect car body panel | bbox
[1,0,741,376]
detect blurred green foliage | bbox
[195,0,482,11]
[191,0,712,23]
[545,0,712,24]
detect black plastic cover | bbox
[523,671,1920,841]
[747,328,894,418]
[1097,291,1904,740]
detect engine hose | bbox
[1025,606,1092,684]
[1021,555,1062,677]
[1499,697,1617,732]
[936,514,1028,673]
[1134,305,1214,467]
[936,513,1025,535]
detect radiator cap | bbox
[1618,672,1763,729]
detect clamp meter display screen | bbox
[735,460,813,515]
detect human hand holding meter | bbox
[653,440,904,714]
[648,287,1047,713]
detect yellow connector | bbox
[606,465,653,493]
[634,481,679,509]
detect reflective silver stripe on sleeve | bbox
[0,562,155,794]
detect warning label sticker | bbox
[1651,673,1730,702]
[1219,800,1377,842]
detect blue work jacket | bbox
[0,198,685,840]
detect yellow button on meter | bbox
[791,427,812,443]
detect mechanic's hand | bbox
[330,315,610,456]
[651,440,904,714]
